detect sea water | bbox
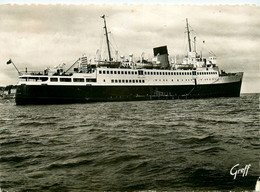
[0,94,259,191]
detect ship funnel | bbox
[153,45,169,69]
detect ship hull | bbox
[15,80,242,105]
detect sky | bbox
[0,3,259,93]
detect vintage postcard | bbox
[0,1,259,191]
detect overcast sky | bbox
[0,4,259,93]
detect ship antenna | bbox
[101,15,112,61]
[186,18,192,52]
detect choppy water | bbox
[0,94,259,192]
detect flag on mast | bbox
[6,59,12,65]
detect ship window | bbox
[133,80,135,83]
[125,71,127,74]
[129,80,132,83]
[60,78,71,82]
[110,71,113,74]
[122,80,125,83]
[144,72,147,75]
[132,71,134,75]
[86,79,96,82]
[171,72,173,75]
[177,79,179,81]
[73,78,84,82]
[111,79,114,83]
[174,72,176,75]
[142,80,145,83]
[160,72,162,75]
[135,71,137,75]
[118,71,120,74]
[28,77,38,81]
[107,71,109,74]
[103,71,105,74]
[114,71,117,74]
[126,80,128,83]
[39,77,48,82]
[99,71,102,74]
[119,80,121,83]
[51,78,58,82]
[103,79,105,82]
[139,80,141,83]
[128,71,131,74]
[138,70,144,75]
[121,71,124,74]
[115,80,118,83]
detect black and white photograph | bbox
[0,1,259,191]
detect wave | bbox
[18,121,57,127]
[46,159,93,170]
[180,135,219,145]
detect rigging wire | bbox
[188,24,216,57]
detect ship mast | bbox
[193,36,196,53]
[101,15,112,61]
[186,18,192,52]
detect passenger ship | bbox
[13,16,243,105]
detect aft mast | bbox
[186,18,192,52]
[101,15,112,61]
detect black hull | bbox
[15,81,242,105]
